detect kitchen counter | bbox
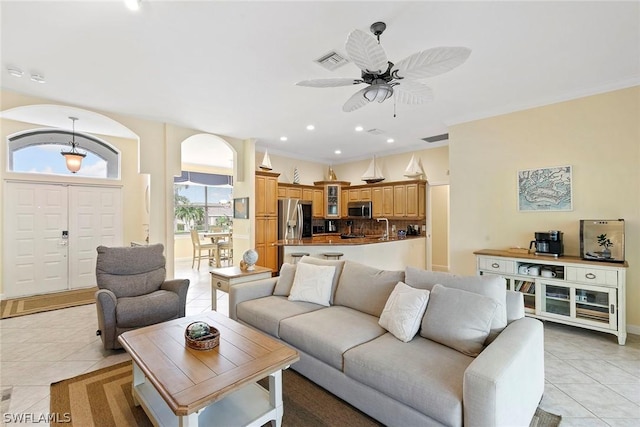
[277,235,426,270]
[274,234,423,246]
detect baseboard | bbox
[626,323,640,336]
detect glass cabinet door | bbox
[539,283,570,318]
[326,185,339,217]
[575,287,616,329]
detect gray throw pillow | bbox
[273,263,297,296]
[405,267,507,338]
[420,284,498,357]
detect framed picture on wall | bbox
[518,165,573,211]
[233,197,249,219]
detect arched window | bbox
[8,129,120,178]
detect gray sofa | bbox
[230,256,545,427]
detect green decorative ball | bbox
[187,322,210,339]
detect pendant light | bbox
[61,116,86,173]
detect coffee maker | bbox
[529,231,564,257]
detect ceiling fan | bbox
[296,22,471,112]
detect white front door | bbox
[68,186,123,289]
[4,182,69,297]
[4,182,123,298]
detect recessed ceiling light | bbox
[355,126,364,132]
[280,136,288,141]
[30,73,45,83]
[387,138,395,143]
[124,0,141,11]
[306,125,315,131]
[7,67,23,78]
[334,150,341,155]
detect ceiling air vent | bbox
[315,51,349,71]
[366,128,385,135]
[422,133,449,143]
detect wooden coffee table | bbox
[118,311,299,427]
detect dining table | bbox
[203,231,232,268]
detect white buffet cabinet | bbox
[475,249,628,345]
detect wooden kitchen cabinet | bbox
[394,185,407,217]
[255,171,279,216]
[372,186,394,217]
[255,171,279,270]
[349,188,372,202]
[341,189,349,217]
[393,181,426,219]
[302,188,313,202]
[314,181,350,219]
[313,189,324,218]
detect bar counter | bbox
[276,234,426,270]
[274,234,423,246]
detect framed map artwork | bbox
[518,165,573,211]
[233,197,249,219]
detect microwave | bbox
[347,201,372,219]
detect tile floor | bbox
[1,259,639,426]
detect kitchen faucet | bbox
[376,218,389,240]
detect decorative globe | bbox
[242,249,259,271]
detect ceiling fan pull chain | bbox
[394,96,397,118]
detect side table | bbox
[210,265,272,310]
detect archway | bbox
[174,134,236,266]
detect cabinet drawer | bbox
[479,257,515,274]
[211,276,230,293]
[566,267,618,287]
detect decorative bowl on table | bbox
[185,321,220,351]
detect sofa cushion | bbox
[273,263,296,296]
[334,261,405,317]
[344,333,473,427]
[236,296,323,338]
[288,262,335,306]
[298,256,345,304]
[279,306,386,370]
[116,290,179,328]
[378,282,430,342]
[421,285,498,357]
[405,267,507,337]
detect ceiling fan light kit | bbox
[296,21,471,112]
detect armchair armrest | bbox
[463,317,544,426]
[95,289,118,350]
[228,277,277,320]
[161,279,190,317]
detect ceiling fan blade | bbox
[296,78,364,88]
[342,87,371,112]
[345,29,388,74]
[392,47,471,80]
[393,80,434,105]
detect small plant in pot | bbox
[597,234,613,258]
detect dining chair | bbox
[190,229,217,269]
[217,233,233,266]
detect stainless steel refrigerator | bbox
[278,199,312,269]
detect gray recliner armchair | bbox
[95,244,190,350]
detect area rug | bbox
[0,287,97,319]
[50,361,561,427]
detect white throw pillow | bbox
[288,262,336,306]
[421,284,498,357]
[379,281,430,342]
